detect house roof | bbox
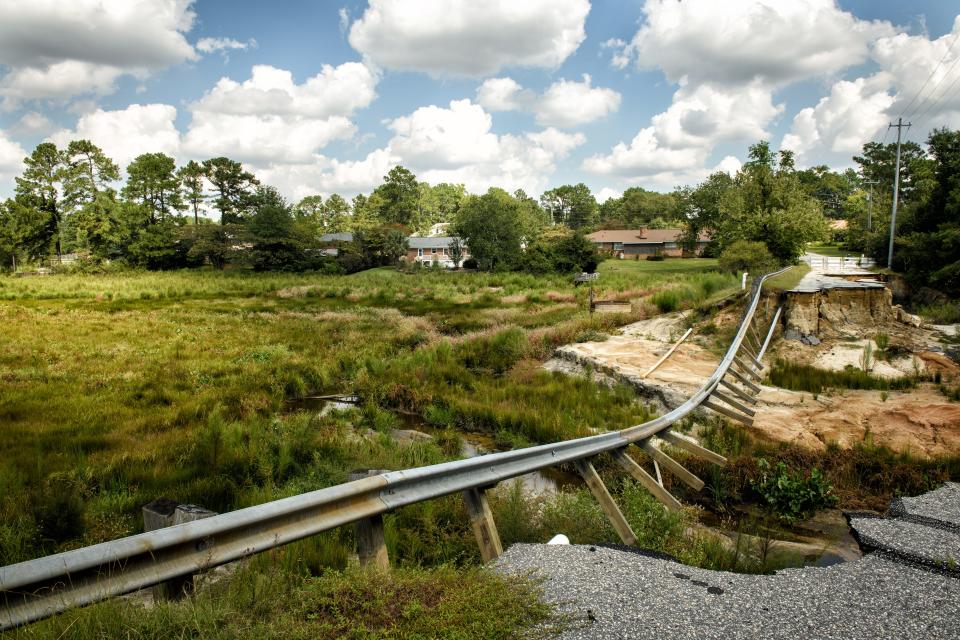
[585,228,708,244]
[320,232,353,242]
[407,236,460,249]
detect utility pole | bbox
[863,179,879,231]
[887,118,910,269]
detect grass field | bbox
[0,258,751,637]
[5,258,959,637]
[0,258,735,564]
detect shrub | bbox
[651,289,680,312]
[462,257,479,270]
[719,240,775,274]
[750,458,837,522]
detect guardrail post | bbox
[348,470,390,570]
[573,459,638,546]
[463,487,503,563]
[142,498,217,601]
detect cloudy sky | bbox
[1,0,959,204]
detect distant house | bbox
[319,232,354,256]
[404,236,469,268]
[585,228,709,259]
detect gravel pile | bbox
[496,483,960,639]
[890,482,960,531]
[496,544,959,639]
[849,516,960,575]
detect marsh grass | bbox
[12,562,559,640]
[767,359,925,393]
[0,259,734,565]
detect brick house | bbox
[403,237,469,268]
[319,232,353,256]
[585,228,709,259]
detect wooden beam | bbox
[738,345,765,371]
[463,487,503,563]
[573,459,638,546]
[658,431,727,467]
[725,367,761,394]
[641,327,693,379]
[349,469,391,570]
[703,399,755,427]
[611,448,683,512]
[711,389,757,417]
[719,378,758,405]
[733,355,763,381]
[638,441,705,491]
[355,514,390,570]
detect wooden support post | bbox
[641,327,693,379]
[711,389,757,417]
[611,448,682,512]
[703,399,755,427]
[749,322,764,350]
[463,487,503,563]
[355,514,390,570]
[658,431,727,467]
[349,470,391,570]
[726,367,761,394]
[142,499,217,601]
[738,345,765,371]
[573,459,637,546]
[719,378,758,404]
[733,355,763,381]
[638,442,705,491]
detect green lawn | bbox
[806,243,852,257]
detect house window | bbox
[417,248,423,257]
[431,248,437,254]
[613,242,623,251]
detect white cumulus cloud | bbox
[610,0,893,87]
[0,130,27,193]
[348,0,590,76]
[181,63,379,164]
[478,75,621,128]
[50,103,181,170]
[0,0,197,105]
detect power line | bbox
[899,29,960,118]
[910,65,960,130]
[904,47,960,121]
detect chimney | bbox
[638,227,647,239]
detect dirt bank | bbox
[550,312,960,458]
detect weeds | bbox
[768,359,924,393]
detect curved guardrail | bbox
[0,268,787,630]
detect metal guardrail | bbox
[0,268,788,630]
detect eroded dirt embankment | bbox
[548,312,960,458]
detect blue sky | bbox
[1,0,959,203]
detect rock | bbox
[802,334,821,346]
[389,428,433,443]
[784,329,802,341]
[896,307,923,328]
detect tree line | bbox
[1,132,955,288]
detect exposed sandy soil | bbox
[550,312,960,458]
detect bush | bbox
[462,257,479,270]
[719,240,775,274]
[751,459,837,522]
[651,289,680,312]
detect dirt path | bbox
[549,313,960,458]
